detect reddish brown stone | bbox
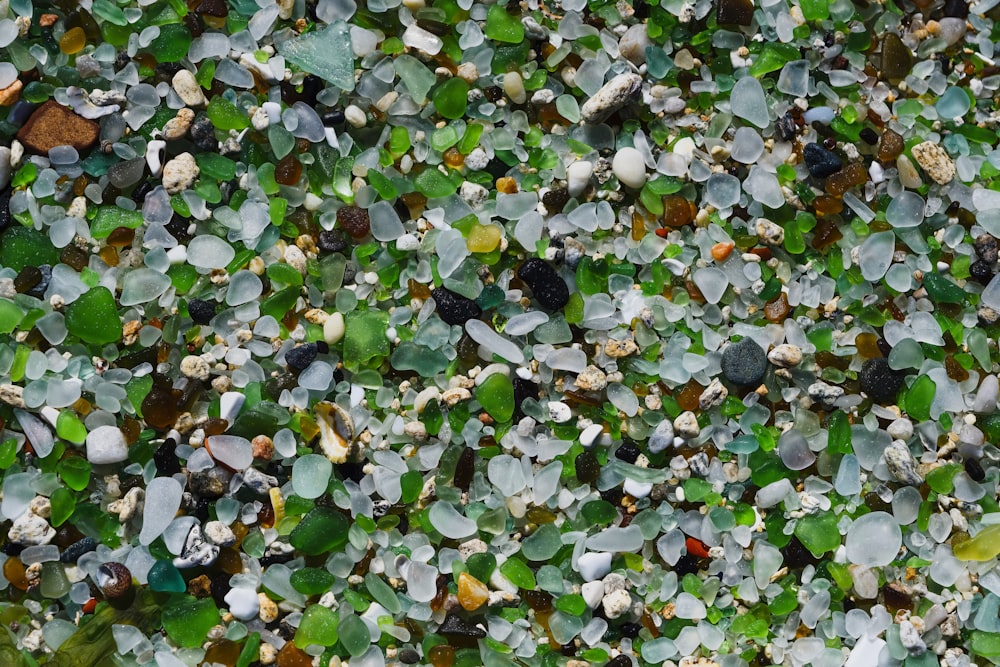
[16,101,100,154]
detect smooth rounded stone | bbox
[845,512,902,567]
[730,76,769,128]
[577,552,612,581]
[566,160,593,198]
[172,69,207,106]
[648,419,675,454]
[502,71,526,104]
[292,454,333,499]
[224,587,260,621]
[704,172,741,208]
[187,235,236,269]
[896,155,923,189]
[803,143,843,178]
[285,342,318,371]
[612,147,647,188]
[618,24,650,64]
[120,268,172,307]
[778,430,816,471]
[730,127,765,164]
[432,288,482,326]
[517,258,569,310]
[187,299,216,325]
[859,358,905,404]
[885,191,925,228]
[580,73,642,124]
[721,337,767,386]
[86,425,129,464]
[161,152,199,194]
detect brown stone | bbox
[16,101,100,154]
[0,80,22,107]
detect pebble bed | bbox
[1,0,1000,666]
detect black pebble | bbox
[721,337,768,387]
[321,109,345,126]
[965,456,985,482]
[60,537,97,563]
[153,441,182,476]
[190,114,217,151]
[512,377,538,420]
[971,260,994,285]
[517,258,569,310]
[431,288,482,326]
[439,614,487,638]
[859,357,905,404]
[618,622,642,639]
[187,299,216,325]
[859,128,878,145]
[398,649,420,664]
[285,343,318,371]
[803,142,843,178]
[615,441,640,464]
[605,657,632,667]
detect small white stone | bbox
[172,70,206,107]
[582,580,604,608]
[911,141,955,185]
[579,423,604,448]
[9,512,55,546]
[456,62,479,83]
[145,139,166,177]
[204,520,236,546]
[324,312,346,345]
[284,245,307,275]
[602,589,632,619]
[180,354,211,380]
[345,104,366,128]
[767,344,802,368]
[580,73,642,124]
[251,106,270,131]
[887,418,913,441]
[162,152,199,194]
[503,71,527,105]
[548,401,573,423]
[577,552,612,581]
[162,108,194,140]
[612,147,647,189]
[618,24,651,65]
[566,160,594,198]
[225,587,261,621]
[219,392,246,423]
[623,479,652,499]
[86,425,129,465]
[674,411,700,439]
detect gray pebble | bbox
[721,337,768,386]
[883,440,923,486]
[580,74,643,124]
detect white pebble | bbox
[172,70,206,107]
[612,147,647,188]
[86,425,129,465]
[577,552,612,581]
